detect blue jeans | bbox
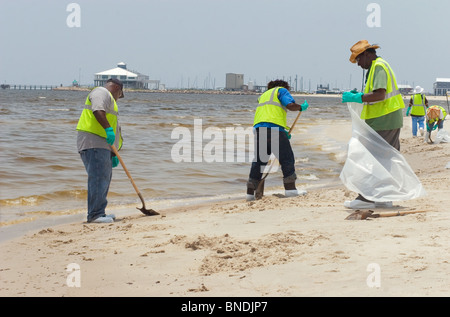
[411,116,425,136]
[80,148,112,222]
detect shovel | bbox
[255,110,302,200]
[111,145,159,216]
[345,209,428,220]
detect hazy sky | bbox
[1,0,449,92]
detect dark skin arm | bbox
[362,88,386,103]
[93,110,111,129]
[286,103,303,111]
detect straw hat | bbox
[427,106,441,120]
[413,86,424,94]
[349,40,380,63]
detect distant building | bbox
[316,84,329,94]
[226,73,244,90]
[398,84,413,95]
[433,78,450,96]
[94,62,159,89]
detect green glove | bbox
[105,127,115,145]
[342,91,363,103]
[285,130,292,140]
[406,107,411,116]
[300,100,309,111]
[112,156,119,168]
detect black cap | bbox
[106,78,124,98]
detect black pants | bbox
[248,127,296,185]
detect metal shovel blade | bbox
[138,206,159,216]
[345,210,374,220]
[137,193,159,216]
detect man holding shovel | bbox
[246,80,309,201]
[341,40,405,209]
[76,79,124,223]
[424,105,448,143]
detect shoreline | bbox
[1,117,449,296]
[49,86,450,101]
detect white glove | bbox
[424,131,430,143]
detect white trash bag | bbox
[434,129,450,144]
[340,103,426,201]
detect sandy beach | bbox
[1,116,449,298]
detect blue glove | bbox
[406,107,411,116]
[342,91,363,103]
[105,127,115,145]
[112,156,119,168]
[300,100,309,111]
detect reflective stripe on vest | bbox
[76,88,123,149]
[361,57,405,120]
[411,93,426,116]
[253,87,288,129]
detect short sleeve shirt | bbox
[77,87,120,152]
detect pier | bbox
[1,84,57,90]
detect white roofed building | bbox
[94,62,159,89]
[433,78,450,96]
[398,84,413,95]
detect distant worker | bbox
[341,40,405,209]
[76,78,124,223]
[406,86,428,137]
[424,105,447,143]
[246,80,309,201]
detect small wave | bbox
[15,156,52,163]
[0,189,87,207]
[298,174,319,181]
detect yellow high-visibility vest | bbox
[411,93,426,116]
[254,87,288,130]
[362,57,405,119]
[76,88,123,149]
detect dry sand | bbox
[1,117,449,297]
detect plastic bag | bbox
[339,103,426,201]
[434,129,450,144]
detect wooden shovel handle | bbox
[110,145,141,195]
[288,110,302,136]
[377,210,428,217]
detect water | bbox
[0,89,350,230]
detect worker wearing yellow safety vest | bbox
[341,40,405,210]
[424,105,447,143]
[76,78,124,223]
[247,80,309,201]
[406,86,428,137]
